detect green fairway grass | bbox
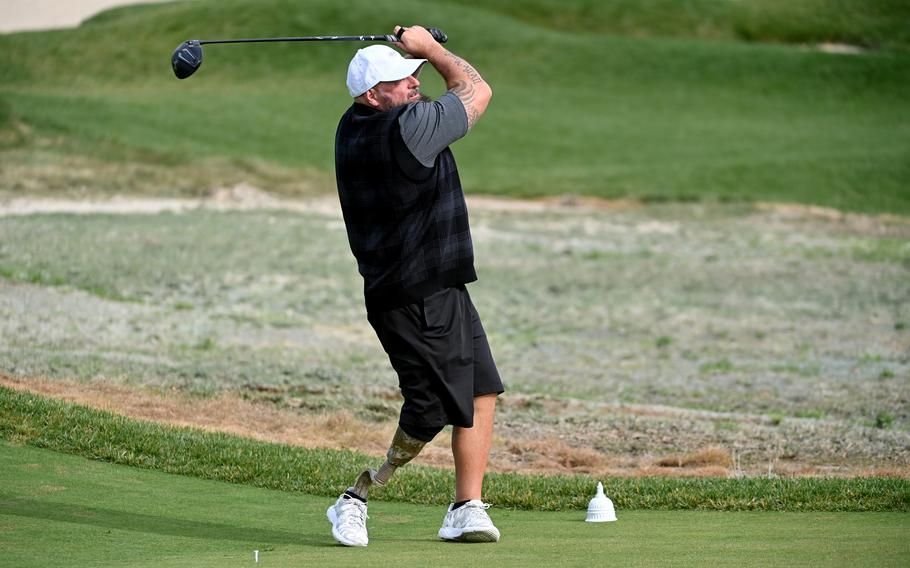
[1,0,908,213]
[2,442,908,568]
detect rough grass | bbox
[655,448,733,470]
[0,374,752,478]
[2,386,908,512]
[0,203,907,475]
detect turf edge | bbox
[1,386,907,512]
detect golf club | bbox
[171,27,448,79]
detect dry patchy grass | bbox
[10,374,904,479]
[1,197,907,479]
[0,374,757,478]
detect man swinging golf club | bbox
[328,24,502,546]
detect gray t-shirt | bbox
[398,92,469,168]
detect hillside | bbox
[0,0,908,213]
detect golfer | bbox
[327,25,502,546]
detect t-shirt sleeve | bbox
[397,92,469,168]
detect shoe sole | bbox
[438,527,500,543]
[327,505,368,547]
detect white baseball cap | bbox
[346,45,426,97]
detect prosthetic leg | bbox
[352,426,427,499]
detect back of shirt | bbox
[335,99,476,312]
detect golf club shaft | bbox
[194,27,447,46]
[198,35,398,45]
[171,27,447,79]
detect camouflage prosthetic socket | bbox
[352,426,427,498]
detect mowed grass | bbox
[0,0,908,213]
[2,442,909,568]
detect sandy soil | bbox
[0,0,173,33]
[3,186,908,233]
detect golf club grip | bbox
[395,27,448,44]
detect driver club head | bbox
[172,40,203,79]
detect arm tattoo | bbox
[444,52,484,129]
[444,51,484,85]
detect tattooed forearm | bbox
[443,51,484,85]
[441,52,488,129]
[467,106,480,129]
[450,78,479,127]
[427,44,492,130]
[451,79,475,104]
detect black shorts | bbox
[367,284,504,441]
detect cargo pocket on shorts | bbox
[421,288,459,337]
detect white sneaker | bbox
[438,500,501,543]
[326,492,369,547]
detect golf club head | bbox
[172,40,203,79]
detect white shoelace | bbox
[459,502,493,526]
[338,500,368,531]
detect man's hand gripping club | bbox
[393,25,492,130]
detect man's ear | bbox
[363,88,382,109]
